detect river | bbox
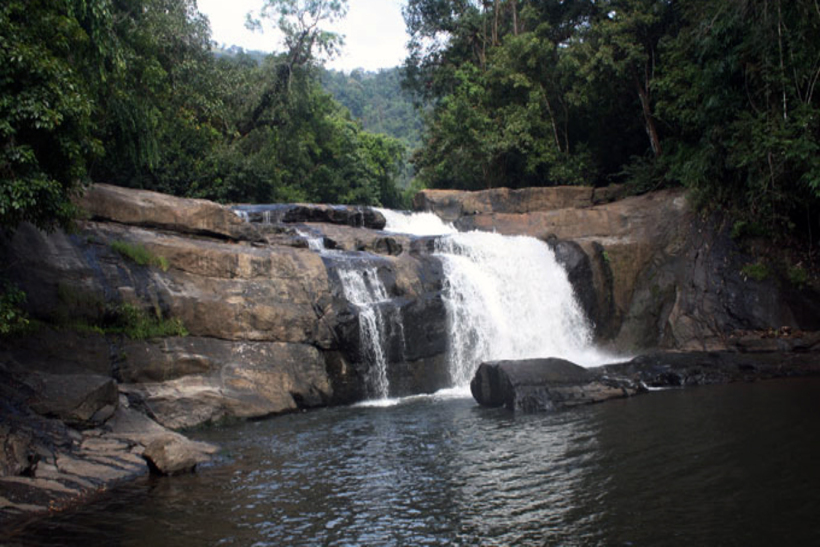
[7,377,820,546]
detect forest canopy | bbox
[1,0,819,248]
[1,0,408,234]
[403,0,820,245]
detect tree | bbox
[88,0,228,195]
[0,0,106,232]
[567,0,677,159]
[241,0,348,135]
[656,0,820,237]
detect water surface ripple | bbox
[6,379,820,546]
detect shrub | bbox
[741,262,770,282]
[110,241,169,271]
[788,265,809,288]
[0,281,29,336]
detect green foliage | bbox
[321,67,424,152]
[110,240,169,271]
[741,262,771,282]
[2,0,407,236]
[109,303,188,340]
[0,281,29,336]
[60,300,187,340]
[730,221,769,241]
[52,283,183,340]
[788,265,809,287]
[403,0,820,249]
[655,0,820,242]
[0,0,101,232]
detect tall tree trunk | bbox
[510,0,519,36]
[634,72,662,157]
[493,0,500,46]
[543,94,563,153]
[776,0,788,121]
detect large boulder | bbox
[118,339,333,430]
[82,183,261,242]
[233,203,386,229]
[470,358,637,412]
[413,186,595,222]
[471,351,820,413]
[106,405,217,475]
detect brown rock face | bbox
[1,183,450,436]
[118,339,332,429]
[414,185,820,351]
[413,186,594,222]
[81,183,261,241]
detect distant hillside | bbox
[209,50,423,152]
[320,67,423,152]
[212,45,269,65]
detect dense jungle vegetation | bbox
[1,0,408,237]
[404,0,820,248]
[1,0,819,251]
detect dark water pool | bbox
[5,378,820,546]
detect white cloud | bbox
[197,0,409,71]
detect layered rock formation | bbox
[415,187,820,351]
[0,184,448,522]
[3,181,819,522]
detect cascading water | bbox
[293,225,403,400]
[336,267,395,399]
[244,207,607,398]
[436,232,597,385]
[380,210,608,386]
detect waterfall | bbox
[381,211,607,387]
[292,227,403,400]
[377,209,457,236]
[336,267,400,399]
[239,206,607,398]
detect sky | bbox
[197,0,410,72]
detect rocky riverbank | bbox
[471,344,820,413]
[0,184,448,524]
[3,182,820,525]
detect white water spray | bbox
[377,208,456,236]
[382,211,611,386]
[336,267,404,399]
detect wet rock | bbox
[471,358,637,412]
[601,350,820,388]
[547,238,598,333]
[233,203,386,229]
[387,354,451,398]
[142,434,212,475]
[472,351,820,413]
[27,373,118,428]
